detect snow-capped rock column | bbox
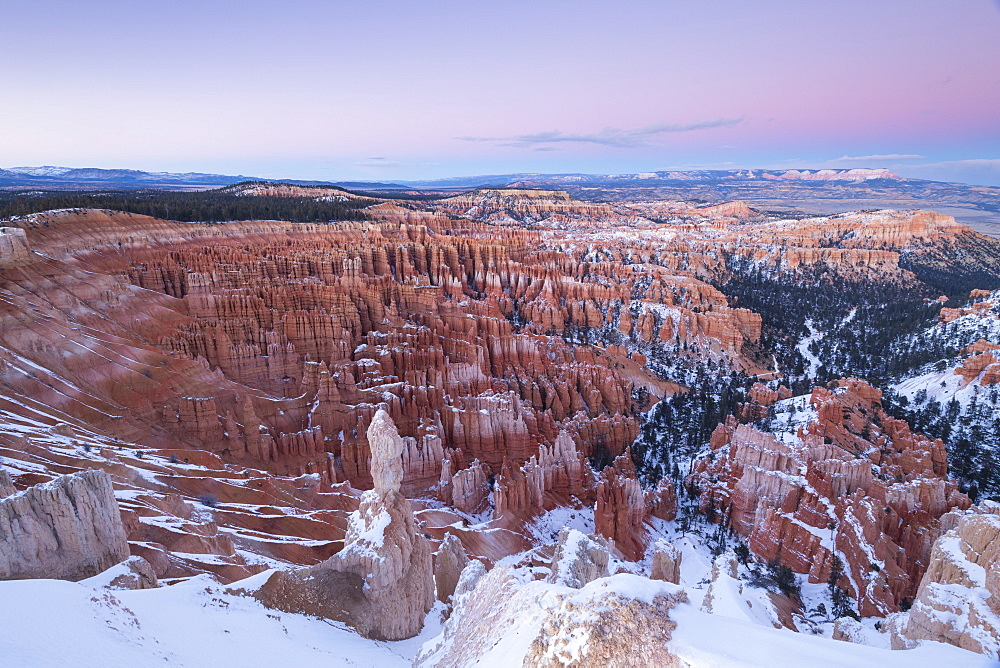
[650,539,682,584]
[256,408,434,640]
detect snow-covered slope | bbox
[0,573,440,667]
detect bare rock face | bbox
[523,584,686,668]
[546,528,610,588]
[434,533,469,603]
[889,507,1000,657]
[0,470,14,497]
[369,409,405,495]
[650,539,682,584]
[0,469,129,581]
[255,409,434,640]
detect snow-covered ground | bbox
[797,308,857,379]
[0,572,443,667]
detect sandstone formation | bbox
[889,506,1000,656]
[595,449,648,560]
[546,528,610,588]
[433,188,636,229]
[494,430,597,523]
[956,352,1000,385]
[4,201,968,517]
[434,532,469,603]
[255,409,434,640]
[688,379,970,616]
[522,580,686,667]
[0,469,129,581]
[940,289,1000,323]
[0,197,993,594]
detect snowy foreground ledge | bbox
[0,569,990,667]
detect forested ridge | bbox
[0,182,376,223]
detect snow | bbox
[0,575,438,667]
[797,308,856,379]
[0,512,991,667]
[799,319,825,378]
[669,602,990,667]
[4,166,74,177]
[769,393,819,443]
[349,503,392,549]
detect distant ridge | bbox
[0,166,390,191]
[0,166,902,192]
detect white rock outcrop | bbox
[650,539,682,584]
[1,469,129,581]
[83,555,159,590]
[0,227,31,265]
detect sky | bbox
[2,0,999,185]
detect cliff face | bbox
[0,469,129,581]
[433,189,631,228]
[0,470,14,497]
[688,379,970,616]
[890,506,1000,656]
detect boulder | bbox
[84,555,159,591]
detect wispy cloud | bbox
[353,157,400,169]
[831,153,925,163]
[458,118,744,149]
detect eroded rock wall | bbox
[688,379,970,616]
[0,469,129,581]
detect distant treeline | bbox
[0,183,377,223]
